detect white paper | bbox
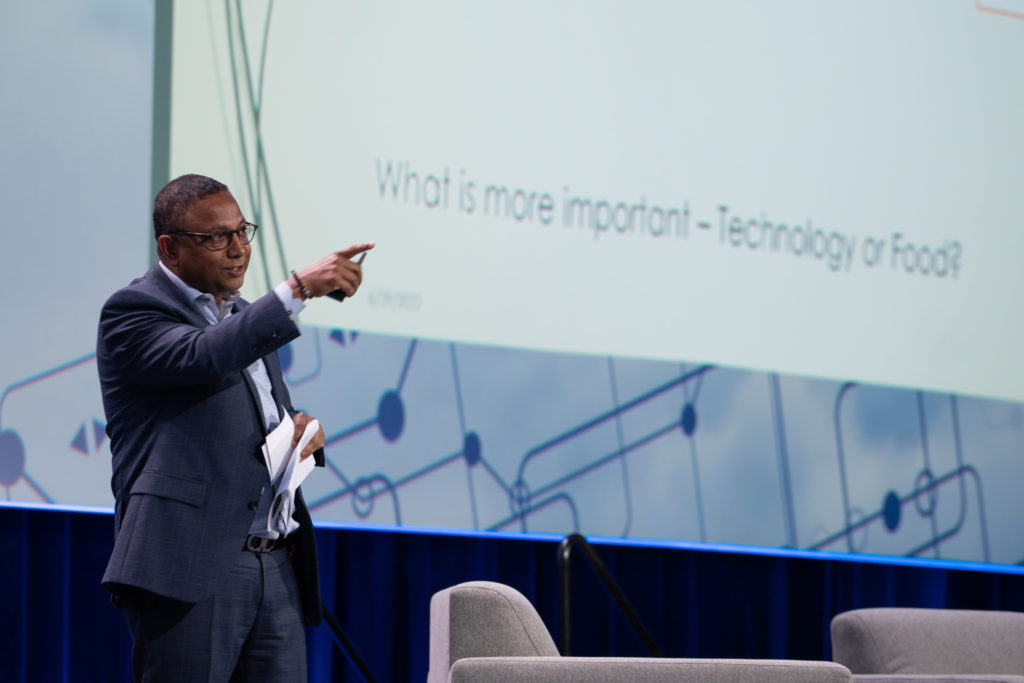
[260,412,319,535]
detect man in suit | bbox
[97,173,373,681]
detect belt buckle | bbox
[246,535,276,553]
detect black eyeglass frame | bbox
[166,222,258,251]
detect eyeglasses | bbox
[168,222,258,251]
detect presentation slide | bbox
[171,0,1024,404]
[3,1,1023,570]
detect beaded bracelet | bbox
[290,270,313,299]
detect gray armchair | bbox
[831,607,1024,682]
[429,580,852,682]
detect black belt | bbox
[243,534,290,553]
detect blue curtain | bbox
[4,506,1024,682]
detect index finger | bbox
[338,242,375,260]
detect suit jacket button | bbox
[248,500,258,511]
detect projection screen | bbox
[3,0,1023,571]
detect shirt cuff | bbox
[274,281,306,319]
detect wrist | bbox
[290,270,313,300]
[287,277,306,301]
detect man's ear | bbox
[157,234,176,263]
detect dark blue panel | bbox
[5,506,1024,682]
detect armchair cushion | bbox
[429,581,559,683]
[831,608,1024,679]
[449,656,852,682]
[431,581,851,683]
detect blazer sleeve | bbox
[99,287,300,389]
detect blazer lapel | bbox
[232,298,279,437]
[149,262,272,448]
[263,348,288,414]
[146,262,214,330]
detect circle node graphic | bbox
[464,431,481,466]
[0,430,26,487]
[913,469,937,517]
[510,479,531,514]
[680,403,697,437]
[377,390,405,442]
[882,490,901,532]
[352,478,375,517]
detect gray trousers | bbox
[119,546,306,682]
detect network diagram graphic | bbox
[7,320,1021,567]
[281,325,1022,566]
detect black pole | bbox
[558,534,574,655]
[321,601,377,683]
[558,533,664,658]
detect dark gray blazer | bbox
[97,263,323,625]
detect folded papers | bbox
[261,412,319,536]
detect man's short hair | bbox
[153,174,230,244]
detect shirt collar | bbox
[158,260,240,322]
